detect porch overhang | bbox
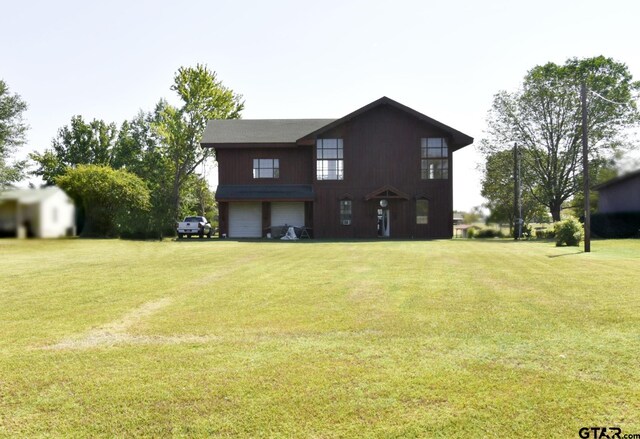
[216,184,315,202]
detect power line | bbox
[588,89,628,106]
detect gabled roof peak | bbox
[297,96,473,150]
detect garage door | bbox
[271,202,305,227]
[228,202,262,238]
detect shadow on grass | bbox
[174,238,400,244]
[172,236,461,244]
[547,251,584,258]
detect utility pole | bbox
[581,82,591,253]
[513,142,522,239]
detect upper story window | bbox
[316,138,344,180]
[253,159,279,178]
[421,138,449,179]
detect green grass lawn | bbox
[1,238,639,438]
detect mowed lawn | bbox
[0,238,639,438]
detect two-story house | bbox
[201,97,473,239]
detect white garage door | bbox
[271,202,305,227]
[229,202,262,238]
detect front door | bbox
[377,207,390,237]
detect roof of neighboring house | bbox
[200,96,474,150]
[201,119,336,145]
[0,186,65,204]
[593,169,640,191]
[216,184,314,201]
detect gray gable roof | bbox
[201,119,335,145]
[593,169,640,191]
[200,97,474,150]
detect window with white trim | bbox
[421,138,449,179]
[316,138,344,180]
[253,159,279,178]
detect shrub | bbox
[467,227,476,239]
[536,228,555,240]
[475,228,504,239]
[515,224,533,240]
[56,165,151,238]
[554,218,583,246]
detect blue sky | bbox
[3,0,639,210]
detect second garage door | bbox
[228,202,262,238]
[271,202,305,227]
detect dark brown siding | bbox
[312,105,454,239]
[598,174,640,213]
[215,104,462,239]
[218,202,228,237]
[261,202,271,234]
[217,146,313,185]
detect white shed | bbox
[0,186,76,238]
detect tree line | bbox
[1,65,243,238]
[480,56,639,234]
[3,56,639,239]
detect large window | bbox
[317,138,344,180]
[421,138,449,179]
[416,199,429,224]
[253,159,279,178]
[340,200,352,225]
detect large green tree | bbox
[481,56,640,221]
[29,65,240,236]
[56,165,150,237]
[0,79,28,188]
[156,64,243,221]
[30,115,119,184]
[114,106,179,238]
[480,149,547,233]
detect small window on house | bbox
[339,200,352,225]
[253,159,279,178]
[421,138,449,179]
[416,199,429,224]
[317,139,344,180]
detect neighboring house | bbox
[201,97,473,239]
[0,186,76,238]
[593,169,640,214]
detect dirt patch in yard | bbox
[43,297,217,350]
